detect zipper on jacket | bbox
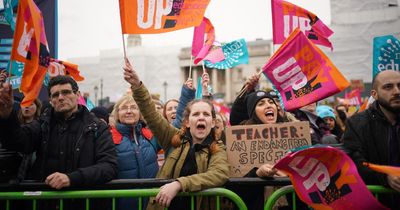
[73,122,97,166]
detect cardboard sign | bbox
[225,121,311,177]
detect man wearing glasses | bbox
[0,75,117,191]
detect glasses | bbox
[119,106,138,112]
[50,89,75,99]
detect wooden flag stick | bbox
[188,55,193,79]
[121,34,127,59]
[237,70,264,98]
[202,61,206,74]
[7,61,12,84]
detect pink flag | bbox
[78,95,87,106]
[203,47,225,64]
[345,89,362,106]
[212,101,231,126]
[263,29,349,111]
[271,0,334,50]
[191,17,216,64]
[275,146,389,210]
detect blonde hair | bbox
[111,94,141,123]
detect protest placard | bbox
[226,121,311,177]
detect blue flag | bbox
[196,77,202,99]
[373,35,400,78]
[204,39,249,69]
[86,98,95,111]
[3,0,15,31]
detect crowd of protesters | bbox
[0,64,399,210]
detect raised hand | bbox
[245,73,260,92]
[184,78,194,90]
[0,82,13,119]
[122,58,141,89]
[202,72,210,96]
[0,70,7,83]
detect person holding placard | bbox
[230,73,294,209]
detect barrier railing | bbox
[264,185,398,210]
[0,178,251,210]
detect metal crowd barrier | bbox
[0,188,247,210]
[0,178,262,210]
[264,185,398,210]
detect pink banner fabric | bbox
[212,101,231,126]
[191,17,216,64]
[203,47,225,64]
[345,89,362,106]
[271,0,334,50]
[274,146,389,210]
[262,29,349,111]
[78,95,87,106]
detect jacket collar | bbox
[183,129,213,152]
[369,101,400,124]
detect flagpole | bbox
[121,33,127,59]
[8,61,12,84]
[202,61,206,74]
[188,55,193,79]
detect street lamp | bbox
[94,85,99,106]
[100,78,103,106]
[162,81,168,102]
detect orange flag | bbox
[364,162,400,177]
[119,0,210,34]
[49,59,84,81]
[10,0,50,107]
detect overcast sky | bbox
[58,0,331,59]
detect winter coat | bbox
[111,122,159,210]
[131,83,230,210]
[112,122,159,179]
[343,101,400,209]
[0,105,117,186]
[0,105,117,210]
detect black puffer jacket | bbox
[0,105,117,186]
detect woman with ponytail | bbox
[123,58,229,210]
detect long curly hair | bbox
[171,99,220,154]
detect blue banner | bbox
[3,0,15,31]
[204,39,249,69]
[373,35,400,78]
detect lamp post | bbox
[162,81,168,102]
[100,78,103,106]
[94,85,99,106]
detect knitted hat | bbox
[246,90,278,118]
[316,106,336,120]
[90,106,109,124]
